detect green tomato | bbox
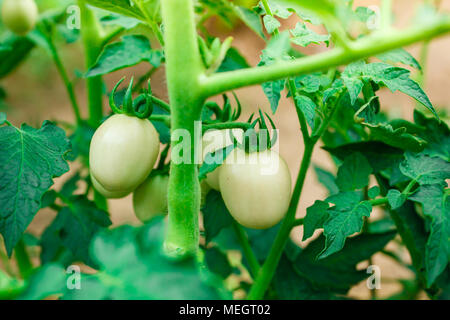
[219,148,292,229]
[91,174,131,199]
[202,129,243,191]
[90,114,160,193]
[1,0,38,36]
[133,174,169,223]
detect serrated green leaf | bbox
[199,145,235,181]
[314,165,339,195]
[288,231,395,295]
[414,110,450,161]
[63,221,225,299]
[368,186,380,198]
[41,197,112,267]
[320,192,372,258]
[400,152,450,185]
[364,122,428,153]
[218,47,250,73]
[324,141,404,173]
[387,189,406,210]
[336,152,372,191]
[19,264,66,300]
[410,184,449,286]
[0,121,70,255]
[0,35,35,78]
[290,22,330,47]
[232,6,265,38]
[86,0,146,20]
[294,94,316,129]
[204,246,233,278]
[377,48,422,70]
[262,79,286,114]
[86,35,163,77]
[302,200,329,241]
[263,15,281,34]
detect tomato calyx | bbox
[202,93,242,123]
[231,110,278,154]
[109,77,154,119]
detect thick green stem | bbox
[201,18,450,96]
[79,0,104,128]
[161,0,205,258]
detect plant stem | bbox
[151,95,171,113]
[14,239,33,279]
[45,29,82,124]
[161,0,205,258]
[287,78,310,143]
[79,0,104,128]
[231,221,260,278]
[201,18,450,95]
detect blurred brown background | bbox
[1,0,450,299]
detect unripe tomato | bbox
[133,174,169,223]
[1,0,38,36]
[91,174,131,199]
[219,148,292,229]
[90,114,160,193]
[202,129,243,191]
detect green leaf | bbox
[0,121,70,255]
[410,184,450,286]
[355,6,376,23]
[377,48,422,70]
[344,62,436,117]
[0,112,6,125]
[389,202,428,283]
[199,145,235,181]
[63,221,225,299]
[302,200,329,241]
[290,22,330,47]
[320,192,372,258]
[232,6,265,38]
[368,186,380,198]
[67,121,95,162]
[342,77,364,105]
[283,231,396,296]
[19,264,66,300]
[323,141,404,173]
[336,153,372,191]
[218,47,250,73]
[202,190,234,244]
[204,246,233,278]
[41,197,112,267]
[262,79,286,114]
[0,35,35,78]
[273,255,335,300]
[387,189,406,210]
[294,73,331,94]
[414,110,450,161]
[263,15,281,34]
[294,94,317,129]
[86,35,163,77]
[314,165,339,195]
[85,0,146,20]
[400,152,450,185]
[364,122,427,153]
